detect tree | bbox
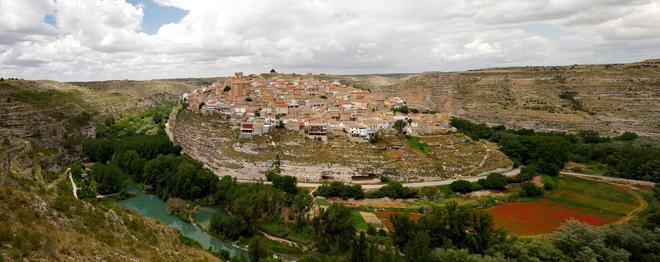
[314,182,364,199]
[512,165,536,182]
[391,213,419,248]
[520,183,543,197]
[83,138,115,163]
[419,202,503,254]
[70,164,83,180]
[270,68,277,74]
[248,237,272,262]
[477,173,508,190]
[552,221,630,261]
[273,174,298,194]
[312,204,356,251]
[367,182,416,199]
[90,163,124,195]
[578,130,605,144]
[615,132,638,141]
[403,231,431,261]
[351,232,368,262]
[449,180,475,193]
[224,85,231,92]
[393,119,407,135]
[211,215,251,240]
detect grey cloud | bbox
[1,0,659,81]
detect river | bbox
[117,186,245,257]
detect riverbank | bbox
[117,186,247,257]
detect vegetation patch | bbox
[486,176,639,235]
[351,210,369,231]
[406,136,429,154]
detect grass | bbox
[102,104,172,137]
[545,176,638,217]
[406,136,429,154]
[351,210,369,231]
[259,222,313,245]
[258,237,302,254]
[314,198,330,206]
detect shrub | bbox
[544,181,557,191]
[512,166,536,182]
[380,175,390,183]
[520,183,544,197]
[449,180,476,193]
[477,173,508,190]
[314,182,364,199]
[367,182,417,199]
[615,132,638,141]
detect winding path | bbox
[68,170,79,199]
[559,171,655,187]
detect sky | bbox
[1,0,659,81]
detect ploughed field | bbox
[173,110,513,182]
[486,176,642,236]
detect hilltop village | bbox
[184,72,451,140]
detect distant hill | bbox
[329,61,660,137]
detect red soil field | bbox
[376,211,422,230]
[485,199,615,235]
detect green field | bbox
[545,176,640,218]
[351,210,368,231]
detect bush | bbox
[520,183,544,197]
[477,173,508,190]
[380,175,390,183]
[314,182,364,199]
[511,166,536,182]
[543,181,557,191]
[367,182,417,199]
[449,180,476,194]
[615,132,638,141]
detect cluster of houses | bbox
[184,72,450,141]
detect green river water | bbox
[117,187,244,257]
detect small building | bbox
[305,122,328,141]
[240,123,254,137]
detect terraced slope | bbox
[172,110,512,182]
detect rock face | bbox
[342,61,660,137]
[172,110,513,182]
[0,79,197,175]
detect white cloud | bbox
[0,0,659,81]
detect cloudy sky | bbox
[1,0,659,81]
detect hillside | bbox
[0,79,219,261]
[0,169,216,260]
[332,61,660,136]
[172,110,512,182]
[0,79,197,174]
